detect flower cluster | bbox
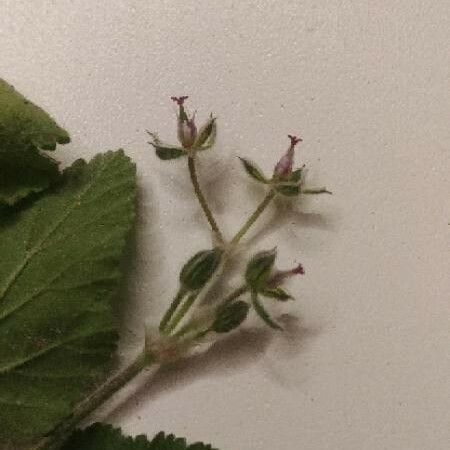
[147,96,330,347]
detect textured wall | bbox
[2,1,449,449]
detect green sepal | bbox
[212,300,250,333]
[179,104,188,122]
[274,183,301,196]
[261,287,293,301]
[290,167,304,183]
[251,291,282,330]
[239,157,269,184]
[180,248,223,291]
[245,248,276,291]
[147,131,186,160]
[195,116,216,148]
[153,144,186,160]
[272,166,305,197]
[302,187,332,195]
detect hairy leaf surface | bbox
[63,423,218,450]
[0,151,136,442]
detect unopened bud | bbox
[180,248,223,291]
[267,263,305,288]
[273,134,302,178]
[212,301,250,333]
[245,248,277,291]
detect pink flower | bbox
[267,262,305,288]
[171,96,198,148]
[273,134,303,178]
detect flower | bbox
[266,262,305,289]
[273,134,303,178]
[171,96,198,148]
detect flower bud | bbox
[245,248,277,291]
[273,134,302,178]
[266,263,305,288]
[180,248,223,291]
[211,301,250,333]
[178,116,197,148]
[171,96,198,148]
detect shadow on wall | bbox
[106,315,320,422]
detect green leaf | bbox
[251,292,282,330]
[0,150,136,442]
[0,78,70,151]
[238,157,268,184]
[0,149,59,205]
[0,78,71,205]
[62,423,219,450]
[261,287,293,301]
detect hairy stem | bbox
[159,287,187,332]
[173,284,249,338]
[230,189,275,246]
[163,189,275,334]
[165,291,199,334]
[31,352,154,450]
[188,155,224,244]
[222,284,248,304]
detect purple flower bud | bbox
[273,134,303,178]
[267,262,305,288]
[178,115,197,148]
[171,95,198,148]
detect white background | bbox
[2,1,450,449]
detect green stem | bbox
[222,284,248,304]
[165,292,199,334]
[173,284,249,339]
[230,189,275,246]
[188,155,224,244]
[159,287,187,332]
[31,352,153,450]
[163,189,275,335]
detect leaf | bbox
[238,157,268,184]
[251,292,282,330]
[0,149,60,205]
[0,78,70,150]
[0,150,136,442]
[62,423,219,450]
[0,78,70,205]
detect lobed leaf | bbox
[62,423,218,450]
[0,78,70,205]
[0,78,70,151]
[0,150,136,442]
